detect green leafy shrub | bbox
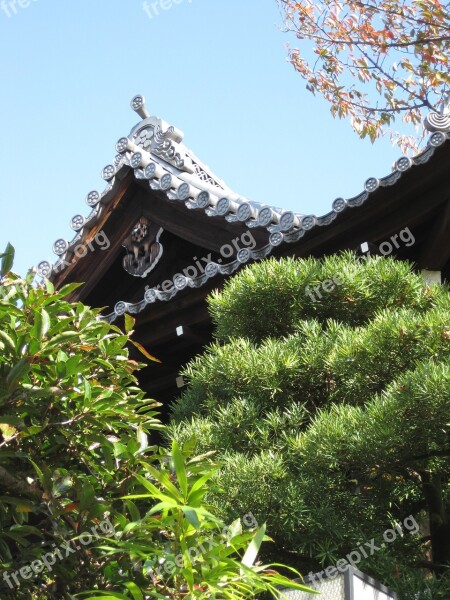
[0,245,310,599]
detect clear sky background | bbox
[0,0,412,275]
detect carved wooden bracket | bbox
[122,217,163,278]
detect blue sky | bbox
[0,0,409,275]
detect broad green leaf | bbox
[6,358,30,389]
[146,500,179,514]
[0,329,16,353]
[84,378,92,403]
[181,566,195,592]
[9,524,42,537]
[28,459,44,483]
[124,582,144,600]
[79,481,96,511]
[58,282,83,297]
[124,314,135,334]
[43,331,80,347]
[188,470,216,501]
[141,462,183,502]
[0,497,35,511]
[32,308,51,340]
[125,500,141,522]
[0,302,22,317]
[181,506,200,528]
[242,524,266,567]
[133,474,177,504]
[45,278,55,294]
[184,506,222,524]
[1,242,15,275]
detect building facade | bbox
[39,95,450,406]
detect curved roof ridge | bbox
[36,95,450,298]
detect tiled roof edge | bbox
[36,96,450,321]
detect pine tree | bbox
[168,252,450,599]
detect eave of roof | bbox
[37,95,450,323]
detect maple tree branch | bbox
[279,0,449,152]
[359,46,433,109]
[300,33,450,50]
[350,0,450,32]
[330,92,426,115]
[280,0,450,42]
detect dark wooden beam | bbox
[135,185,269,252]
[140,372,183,395]
[173,325,205,344]
[137,302,211,347]
[278,177,450,260]
[418,199,450,270]
[54,175,143,301]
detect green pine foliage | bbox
[168,253,450,599]
[208,253,438,342]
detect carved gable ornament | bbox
[123,217,164,278]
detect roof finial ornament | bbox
[131,95,150,120]
[424,91,450,133]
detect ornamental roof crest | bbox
[129,95,194,174]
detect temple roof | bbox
[37,95,450,322]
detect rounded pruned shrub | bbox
[169,252,450,599]
[208,253,442,342]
